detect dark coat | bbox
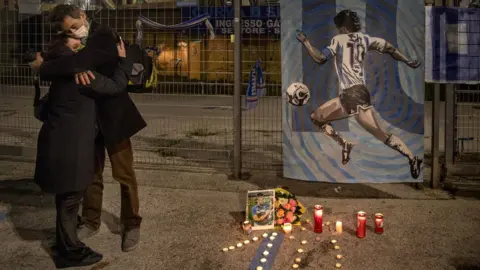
[35,43,133,194]
[39,21,147,148]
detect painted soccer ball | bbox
[286,82,310,106]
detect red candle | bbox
[374,213,384,234]
[357,211,366,238]
[314,205,323,233]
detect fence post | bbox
[431,83,441,188]
[233,0,242,178]
[445,84,455,176]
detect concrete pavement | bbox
[1,161,479,270]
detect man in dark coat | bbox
[33,37,132,268]
[30,4,146,252]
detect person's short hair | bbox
[334,9,362,32]
[48,4,83,29]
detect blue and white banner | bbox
[281,0,424,183]
[425,7,480,84]
[246,60,266,110]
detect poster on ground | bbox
[281,0,424,183]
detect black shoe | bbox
[54,247,103,269]
[409,156,423,179]
[342,142,354,165]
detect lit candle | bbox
[256,267,263,270]
[283,223,293,234]
[301,227,306,231]
[331,239,337,244]
[334,245,340,250]
[336,254,343,259]
[295,258,302,263]
[297,248,304,253]
[267,243,273,248]
[252,237,259,242]
[326,221,331,226]
[272,232,278,236]
[260,258,267,264]
[244,240,250,245]
[289,235,295,239]
[292,264,299,269]
[375,213,384,234]
[301,240,307,245]
[262,233,268,238]
[263,250,269,256]
[222,248,228,252]
[237,243,243,248]
[229,246,235,250]
[269,236,275,241]
[357,211,367,238]
[336,221,343,234]
[314,205,323,233]
[335,263,342,268]
[242,220,252,235]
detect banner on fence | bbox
[245,59,266,110]
[180,6,280,35]
[281,0,424,183]
[425,7,480,84]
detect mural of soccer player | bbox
[296,9,423,179]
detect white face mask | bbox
[72,25,89,39]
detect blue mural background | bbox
[281,0,425,182]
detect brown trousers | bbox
[81,136,142,230]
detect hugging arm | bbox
[79,57,132,97]
[39,29,118,79]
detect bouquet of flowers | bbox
[274,187,306,226]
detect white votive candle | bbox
[292,264,299,269]
[272,232,278,236]
[334,245,340,250]
[269,236,275,241]
[295,258,301,263]
[237,243,243,248]
[336,254,343,259]
[263,250,269,256]
[336,221,343,234]
[301,240,307,245]
[256,266,263,270]
[267,243,273,248]
[222,248,228,252]
[244,240,250,244]
[252,237,259,242]
[229,246,235,250]
[260,258,267,263]
[297,248,304,253]
[335,263,342,268]
[262,233,268,238]
[289,235,295,240]
[331,240,337,244]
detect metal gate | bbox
[454,85,480,163]
[0,1,282,173]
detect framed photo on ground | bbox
[246,189,275,230]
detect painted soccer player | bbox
[296,9,422,179]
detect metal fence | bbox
[0,1,282,173]
[454,85,480,163]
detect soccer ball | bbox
[286,82,310,106]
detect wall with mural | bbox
[281,0,425,183]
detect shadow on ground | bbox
[0,178,122,264]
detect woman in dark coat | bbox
[33,36,132,268]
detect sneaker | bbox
[122,227,140,252]
[54,247,103,269]
[342,142,354,165]
[77,226,100,241]
[409,156,423,179]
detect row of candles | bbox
[313,205,384,237]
